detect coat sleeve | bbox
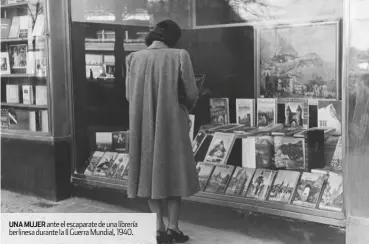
[179,49,198,108]
[125,53,132,102]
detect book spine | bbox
[29,111,36,131]
[41,110,49,133]
[22,85,33,104]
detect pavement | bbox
[1,189,345,244]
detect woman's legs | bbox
[167,196,182,232]
[148,199,165,231]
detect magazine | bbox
[226,167,255,196]
[84,151,104,175]
[236,99,255,126]
[196,162,215,190]
[268,170,300,203]
[245,169,277,200]
[209,98,230,125]
[319,172,343,212]
[257,98,276,127]
[292,172,326,208]
[106,153,129,178]
[205,165,235,194]
[204,132,236,164]
[93,152,118,177]
[274,136,305,169]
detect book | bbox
[120,162,130,180]
[8,109,29,130]
[196,162,215,190]
[35,50,47,76]
[267,170,300,203]
[204,165,235,194]
[107,153,129,178]
[22,85,34,104]
[274,136,306,169]
[26,51,36,74]
[192,130,207,154]
[225,167,255,196]
[8,16,20,38]
[1,52,11,74]
[96,132,113,151]
[6,85,19,103]
[1,18,11,38]
[29,111,36,131]
[9,44,27,69]
[35,86,48,105]
[236,99,255,126]
[242,136,274,169]
[331,136,342,170]
[253,123,284,136]
[245,169,277,200]
[32,14,44,36]
[210,123,243,132]
[319,172,343,212]
[112,131,129,152]
[93,152,118,177]
[84,151,105,175]
[318,100,342,136]
[278,98,309,129]
[292,172,326,208]
[112,158,129,180]
[1,109,9,128]
[209,98,230,125]
[18,15,29,38]
[189,114,195,141]
[204,132,236,164]
[271,127,304,136]
[231,126,258,135]
[41,110,48,132]
[257,98,276,127]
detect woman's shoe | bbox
[157,230,171,244]
[167,228,189,243]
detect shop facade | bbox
[1,0,369,243]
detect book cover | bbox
[331,136,342,170]
[96,132,113,151]
[6,84,19,103]
[8,109,29,130]
[35,85,48,105]
[226,167,255,196]
[257,98,276,127]
[279,98,309,129]
[189,114,195,141]
[192,130,207,154]
[209,98,230,125]
[194,134,213,163]
[267,170,300,203]
[204,132,236,164]
[32,14,44,36]
[246,169,277,200]
[22,85,34,104]
[205,165,235,194]
[18,15,29,38]
[93,152,118,177]
[1,18,11,39]
[29,111,36,131]
[41,110,48,132]
[242,136,274,169]
[120,162,130,180]
[112,159,129,180]
[1,109,9,128]
[1,52,11,74]
[196,162,215,190]
[8,16,20,38]
[292,172,326,208]
[26,51,36,74]
[106,153,129,178]
[319,172,343,212]
[236,99,255,126]
[9,44,27,69]
[318,100,342,136]
[35,50,47,76]
[274,136,306,169]
[112,131,128,152]
[84,151,105,175]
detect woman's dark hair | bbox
[145,19,182,48]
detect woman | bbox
[125,19,200,244]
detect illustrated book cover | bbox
[95,132,113,151]
[112,157,130,180]
[319,172,343,212]
[93,152,118,177]
[106,153,129,178]
[278,98,309,129]
[292,172,326,208]
[209,98,230,125]
[242,136,275,169]
[84,151,105,175]
[204,132,236,164]
[196,162,215,190]
[112,131,129,152]
[274,136,306,169]
[236,99,255,126]
[267,170,300,203]
[225,167,255,196]
[192,130,207,154]
[257,98,277,127]
[9,44,27,69]
[204,165,235,194]
[318,100,342,136]
[245,169,277,200]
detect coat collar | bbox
[147,41,168,49]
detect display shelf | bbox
[1,102,48,109]
[1,74,47,78]
[188,192,345,227]
[0,37,29,42]
[72,173,128,191]
[1,130,51,141]
[0,1,28,8]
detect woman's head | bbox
[145,19,182,48]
